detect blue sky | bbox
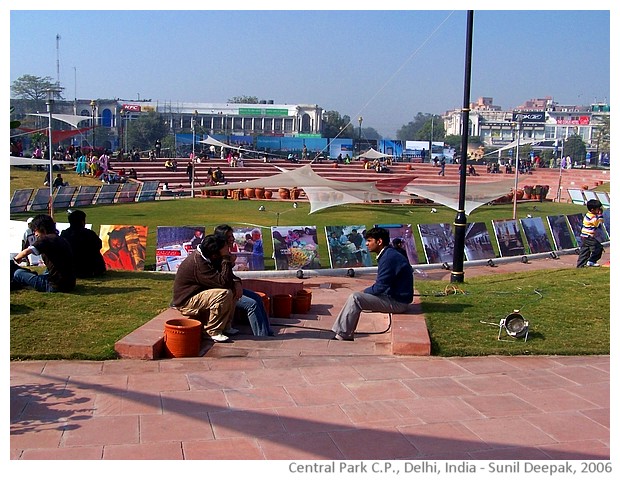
[7,4,613,137]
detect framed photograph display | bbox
[100,225,148,271]
[375,224,419,265]
[417,223,455,264]
[271,226,321,270]
[156,226,204,272]
[229,226,265,271]
[492,219,525,257]
[464,222,496,261]
[546,215,576,250]
[520,217,553,254]
[325,225,370,268]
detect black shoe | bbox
[333,333,354,341]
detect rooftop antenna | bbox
[56,34,61,87]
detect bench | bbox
[390,301,431,356]
[114,278,305,359]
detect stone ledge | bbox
[390,301,431,356]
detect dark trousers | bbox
[576,236,603,267]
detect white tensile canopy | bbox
[197,164,513,214]
[28,113,92,128]
[10,156,74,167]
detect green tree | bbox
[11,74,63,101]
[361,126,382,141]
[228,96,260,104]
[396,112,434,141]
[563,134,587,163]
[322,110,354,138]
[416,115,445,142]
[126,112,168,152]
[592,115,610,164]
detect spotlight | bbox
[549,252,559,259]
[430,208,437,213]
[521,256,529,264]
[346,268,355,277]
[258,205,265,211]
[501,311,529,340]
[293,202,298,208]
[487,259,497,267]
[296,269,304,279]
[442,262,450,270]
[527,214,532,218]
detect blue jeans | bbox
[237,289,274,336]
[13,268,56,292]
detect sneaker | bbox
[586,262,601,267]
[224,327,239,335]
[333,333,354,341]
[210,334,230,343]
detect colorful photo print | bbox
[464,222,496,261]
[546,215,576,250]
[156,226,205,272]
[229,226,265,271]
[492,219,526,257]
[375,224,419,265]
[417,223,455,264]
[520,217,553,254]
[566,213,584,247]
[325,225,370,268]
[99,225,148,271]
[271,226,321,270]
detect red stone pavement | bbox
[9,249,611,463]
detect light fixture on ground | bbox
[258,202,298,226]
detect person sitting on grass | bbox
[12,214,76,293]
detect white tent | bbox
[355,148,392,160]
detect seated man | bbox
[171,234,237,343]
[332,227,413,341]
[214,225,274,336]
[60,209,106,278]
[12,214,76,293]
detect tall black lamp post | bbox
[90,99,97,152]
[450,10,474,284]
[358,116,363,155]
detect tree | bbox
[395,112,435,141]
[322,110,354,138]
[361,127,382,141]
[11,74,63,101]
[228,96,259,104]
[126,112,168,151]
[415,115,445,142]
[563,134,587,163]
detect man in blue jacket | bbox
[331,227,413,341]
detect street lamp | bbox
[191,110,198,198]
[45,85,63,217]
[90,100,97,152]
[358,116,363,155]
[512,114,523,220]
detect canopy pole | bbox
[451,10,474,284]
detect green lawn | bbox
[10,166,610,360]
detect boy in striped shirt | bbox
[576,199,605,268]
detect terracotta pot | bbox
[292,289,312,314]
[245,187,256,198]
[264,189,273,199]
[406,164,413,171]
[255,188,265,199]
[279,188,290,199]
[163,318,202,358]
[272,294,292,318]
[290,188,301,200]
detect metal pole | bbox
[47,97,54,217]
[512,116,522,219]
[191,115,196,198]
[450,10,474,284]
